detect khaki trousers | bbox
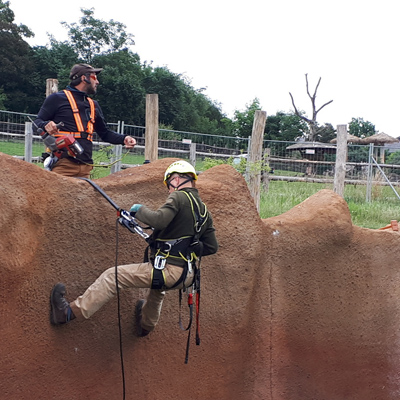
[52,157,93,178]
[70,262,193,331]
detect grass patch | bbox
[260,181,400,229]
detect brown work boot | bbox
[135,299,150,337]
[50,283,75,325]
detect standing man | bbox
[34,63,136,178]
[50,160,218,337]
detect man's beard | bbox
[86,85,97,95]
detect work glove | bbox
[130,203,142,217]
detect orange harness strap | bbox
[57,90,95,141]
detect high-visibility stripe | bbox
[62,90,95,142]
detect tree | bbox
[0,87,6,109]
[142,66,227,134]
[0,0,33,38]
[289,74,333,141]
[92,50,146,125]
[316,123,336,143]
[265,111,308,142]
[61,8,135,63]
[348,117,376,138]
[0,0,36,111]
[232,98,262,139]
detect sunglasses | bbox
[85,73,98,81]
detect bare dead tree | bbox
[289,74,333,142]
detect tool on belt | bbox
[28,117,84,171]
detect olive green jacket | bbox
[135,187,218,266]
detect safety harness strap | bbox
[58,90,95,141]
[151,268,166,290]
[148,191,208,291]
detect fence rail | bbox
[2,110,400,193]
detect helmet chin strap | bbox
[167,175,193,191]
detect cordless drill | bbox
[38,122,84,170]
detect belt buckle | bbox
[154,255,166,270]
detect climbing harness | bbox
[80,178,208,368]
[145,189,208,363]
[57,90,95,141]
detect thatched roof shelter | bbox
[359,132,398,163]
[360,132,399,145]
[330,134,362,144]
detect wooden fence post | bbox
[190,142,197,166]
[248,110,267,211]
[46,79,58,97]
[145,94,159,162]
[262,147,271,192]
[333,124,348,197]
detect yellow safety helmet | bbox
[163,160,198,186]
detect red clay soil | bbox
[1,153,400,400]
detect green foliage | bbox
[232,98,261,138]
[202,155,269,176]
[92,50,146,125]
[348,117,376,138]
[316,123,336,143]
[0,0,36,111]
[386,151,400,175]
[142,66,227,134]
[347,145,369,163]
[33,40,78,82]
[0,87,7,109]
[386,151,400,165]
[61,8,135,63]
[0,0,34,38]
[265,111,308,142]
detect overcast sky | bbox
[10,0,400,137]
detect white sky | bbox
[10,0,400,137]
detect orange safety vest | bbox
[56,90,95,141]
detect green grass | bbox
[89,147,145,179]
[260,181,400,229]
[0,140,45,157]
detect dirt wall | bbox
[1,152,399,399]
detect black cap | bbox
[69,63,103,80]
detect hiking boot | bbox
[50,283,75,325]
[135,299,150,337]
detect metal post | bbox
[111,121,123,173]
[366,143,374,202]
[24,122,33,163]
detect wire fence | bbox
[2,109,400,189]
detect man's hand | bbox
[44,121,60,135]
[124,136,136,148]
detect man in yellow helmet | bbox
[50,160,218,337]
